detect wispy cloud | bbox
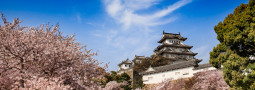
[104,0,191,29]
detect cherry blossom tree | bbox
[0,13,106,89]
[152,78,188,90]
[103,81,128,90]
[192,70,229,90]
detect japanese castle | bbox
[117,31,216,84]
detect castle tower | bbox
[132,55,146,64]
[154,31,201,64]
[118,58,132,71]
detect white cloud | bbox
[104,0,192,29]
[123,0,159,10]
[105,0,123,17]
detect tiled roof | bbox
[193,63,213,70]
[140,60,197,75]
[158,32,187,43]
[118,59,132,66]
[157,50,198,56]
[134,55,146,59]
[164,57,202,63]
[154,44,193,52]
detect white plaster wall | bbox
[118,70,124,74]
[142,66,217,84]
[163,39,171,44]
[163,39,183,45]
[143,67,194,84]
[180,41,184,45]
[120,64,131,69]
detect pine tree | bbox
[210,0,255,89]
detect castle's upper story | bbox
[155,31,201,64]
[118,58,132,71]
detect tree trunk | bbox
[20,58,25,88]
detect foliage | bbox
[150,54,172,67]
[102,71,132,90]
[209,43,228,68]
[133,54,170,72]
[132,72,144,89]
[0,14,106,89]
[210,0,255,89]
[133,57,151,72]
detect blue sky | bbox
[0,0,249,71]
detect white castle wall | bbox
[142,66,216,84]
[163,39,184,45]
[118,64,131,71]
[121,64,131,69]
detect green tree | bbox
[133,54,171,72]
[102,71,132,90]
[150,54,171,67]
[133,57,151,72]
[210,0,255,89]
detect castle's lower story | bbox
[140,62,216,84]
